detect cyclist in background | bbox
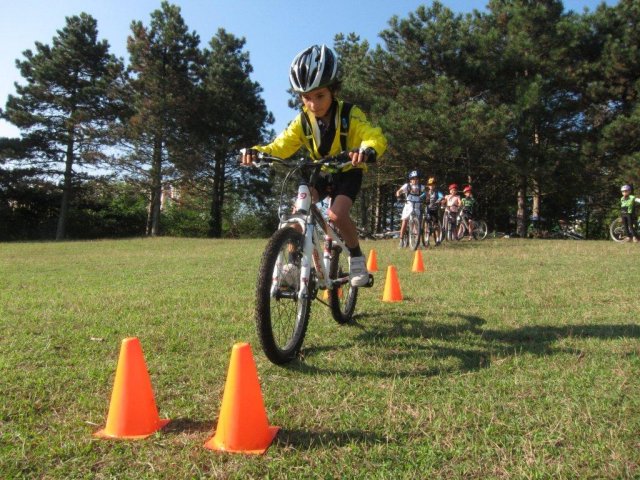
[396,170,426,247]
[620,184,640,242]
[241,44,387,286]
[426,177,444,245]
[444,184,462,240]
[460,185,477,240]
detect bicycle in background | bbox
[610,217,640,242]
[399,198,423,250]
[457,213,488,240]
[441,208,458,242]
[422,208,442,247]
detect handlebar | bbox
[239,148,375,172]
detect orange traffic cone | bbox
[367,249,379,272]
[94,337,169,439]
[204,343,279,454]
[382,265,403,302]
[412,250,425,273]
[323,287,343,301]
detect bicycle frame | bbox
[251,153,357,301]
[272,187,349,300]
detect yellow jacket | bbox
[254,100,387,172]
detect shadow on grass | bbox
[275,428,386,449]
[164,418,214,435]
[286,311,640,378]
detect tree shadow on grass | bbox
[286,311,640,378]
[275,428,386,450]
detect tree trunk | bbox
[147,135,163,236]
[516,174,528,238]
[56,136,75,240]
[359,186,368,235]
[209,149,226,238]
[531,179,540,221]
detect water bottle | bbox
[295,184,311,213]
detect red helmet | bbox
[448,183,458,191]
[463,185,472,193]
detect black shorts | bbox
[314,169,363,202]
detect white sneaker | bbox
[349,255,369,287]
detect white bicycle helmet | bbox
[621,184,632,192]
[289,45,339,94]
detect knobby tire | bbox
[255,227,311,364]
[328,246,358,324]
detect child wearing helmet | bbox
[460,185,477,239]
[241,45,387,286]
[620,184,640,242]
[426,177,444,245]
[396,170,426,247]
[444,184,462,240]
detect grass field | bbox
[1,237,639,479]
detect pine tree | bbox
[2,13,125,239]
[195,29,272,238]
[125,1,201,236]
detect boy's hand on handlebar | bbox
[349,147,376,166]
[239,148,259,166]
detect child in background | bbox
[425,177,444,245]
[460,185,477,239]
[396,170,426,247]
[620,184,640,242]
[444,184,461,240]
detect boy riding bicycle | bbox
[396,170,426,247]
[241,44,387,286]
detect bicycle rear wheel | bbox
[408,216,421,250]
[329,246,358,324]
[473,220,488,240]
[255,227,311,364]
[610,218,625,242]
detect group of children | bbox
[396,171,477,243]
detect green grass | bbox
[1,237,639,479]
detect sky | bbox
[0,0,615,139]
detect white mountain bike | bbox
[247,152,374,364]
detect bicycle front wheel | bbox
[610,218,625,242]
[255,227,311,364]
[456,221,467,240]
[440,215,448,243]
[447,217,457,241]
[329,246,358,324]
[408,216,421,250]
[422,218,431,247]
